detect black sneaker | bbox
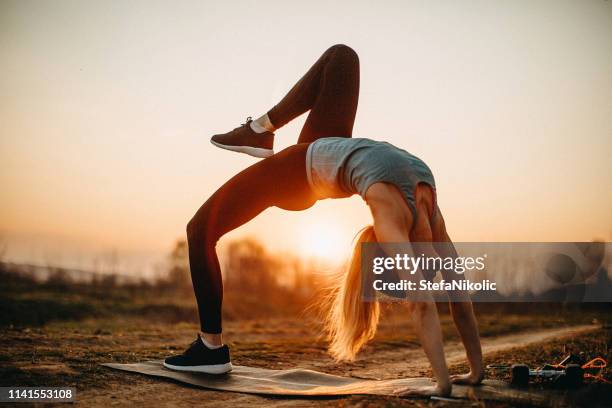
[210,117,274,158]
[163,335,232,374]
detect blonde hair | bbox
[324,226,380,361]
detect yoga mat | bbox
[103,360,558,405]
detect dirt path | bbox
[347,324,599,380]
[79,324,598,406]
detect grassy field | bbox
[1,269,610,406]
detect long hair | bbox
[323,225,380,361]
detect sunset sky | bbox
[2,0,611,276]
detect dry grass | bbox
[1,311,610,406]
[1,268,610,406]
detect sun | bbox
[297,220,350,262]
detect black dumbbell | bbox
[562,364,583,388]
[511,364,530,386]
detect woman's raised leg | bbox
[268,43,360,143]
[211,44,360,156]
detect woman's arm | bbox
[430,208,484,384]
[366,183,452,396]
[448,300,484,384]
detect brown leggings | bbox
[188,44,360,333]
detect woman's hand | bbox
[449,371,484,385]
[397,383,452,397]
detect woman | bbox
[164,45,483,396]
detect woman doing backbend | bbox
[164,45,483,397]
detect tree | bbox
[165,239,191,293]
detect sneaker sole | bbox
[210,140,274,158]
[163,361,233,375]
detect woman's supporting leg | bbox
[186,144,316,337]
[267,44,360,143]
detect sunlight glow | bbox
[297,220,349,262]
